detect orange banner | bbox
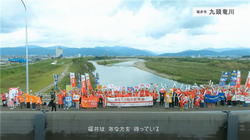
[236,71,241,88]
[81,97,98,108]
[81,75,86,93]
[70,73,76,87]
[245,71,250,89]
[85,73,92,90]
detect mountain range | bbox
[1,45,249,57]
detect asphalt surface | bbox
[1,103,249,112]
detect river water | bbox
[91,60,183,91]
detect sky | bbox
[0,0,249,53]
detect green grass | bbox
[0,58,73,93]
[144,58,250,85]
[97,60,128,65]
[45,58,96,92]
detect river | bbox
[91,60,183,91]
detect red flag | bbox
[81,75,86,93]
[70,73,76,87]
[85,73,92,90]
[236,71,241,88]
[245,71,250,89]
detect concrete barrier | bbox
[1,111,249,140]
[0,111,36,140]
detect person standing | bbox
[159,88,166,106]
[57,93,63,108]
[227,91,232,107]
[51,97,56,111]
[17,94,26,109]
[36,94,42,110]
[1,92,7,106]
[153,90,158,105]
[189,90,194,108]
[75,93,80,109]
[184,94,189,110]
[25,93,31,109]
[98,90,103,107]
[50,89,56,99]
[31,94,37,110]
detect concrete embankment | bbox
[1,111,249,140]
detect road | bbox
[38,63,71,93]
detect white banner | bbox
[106,97,153,107]
[245,97,250,103]
[108,84,114,89]
[114,86,120,91]
[145,83,150,88]
[103,85,108,90]
[139,83,145,88]
[240,95,245,101]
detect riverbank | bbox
[134,61,178,81]
[97,60,128,65]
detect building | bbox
[56,47,63,58]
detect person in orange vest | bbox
[25,93,31,109]
[243,91,249,107]
[153,90,158,105]
[57,93,63,108]
[17,94,26,109]
[36,94,42,110]
[189,90,195,108]
[159,88,166,106]
[200,92,205,108]
[139,88,144,97]
[195,95,200,109]
[31,94,37,110]
[108,89,113,97]
[179,97,184,111]
[227,91,232,107]
[134,90,139,97]
[145,88,149,97]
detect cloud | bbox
[0,0,249,54]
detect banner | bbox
[165,93,172,103]
[145,83,151,89]
[235,95,240,101]
[105,97,153,107]
[219,72,229,87]
[121,86,126,91]
[245,71,250,89]
[53,74,59,90]
[218,92,225,101]
[114,86,120,91]
[103,85,108,90]
[240,95,245,101]
[96,85,103,89]
[78,73,81,88]
[65,96,72,104]
[229,70,237,87]
[139,83,145,88]
[81,97,98,108]
[245,97,250,103]
[134,86,139,90]
[9,88,18,101]
[73,95,80,100]
[153,83,158,88]
[108,84,114,89]
[66,85,72,93]
[236,71,241,88]
[70,72,76,87]
[204,94,219,103]
[127,87,133,91]
[81,75,86,93]
[85,73,92,90]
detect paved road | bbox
[38,63,72,93]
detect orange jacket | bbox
[25,93,30,103]
[17,95,25,103]
[36,96,42,105]
[31,95,37,103]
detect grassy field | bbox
[97,60,128,65]
[144,57,249,85]
[45,58,96,92]
[0,58,73,93]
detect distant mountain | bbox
[159,49,249,57]
[202,47,247,52]
[1,45,156,56]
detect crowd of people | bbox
[1,85,249,111]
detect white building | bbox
[56,47,63,58]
